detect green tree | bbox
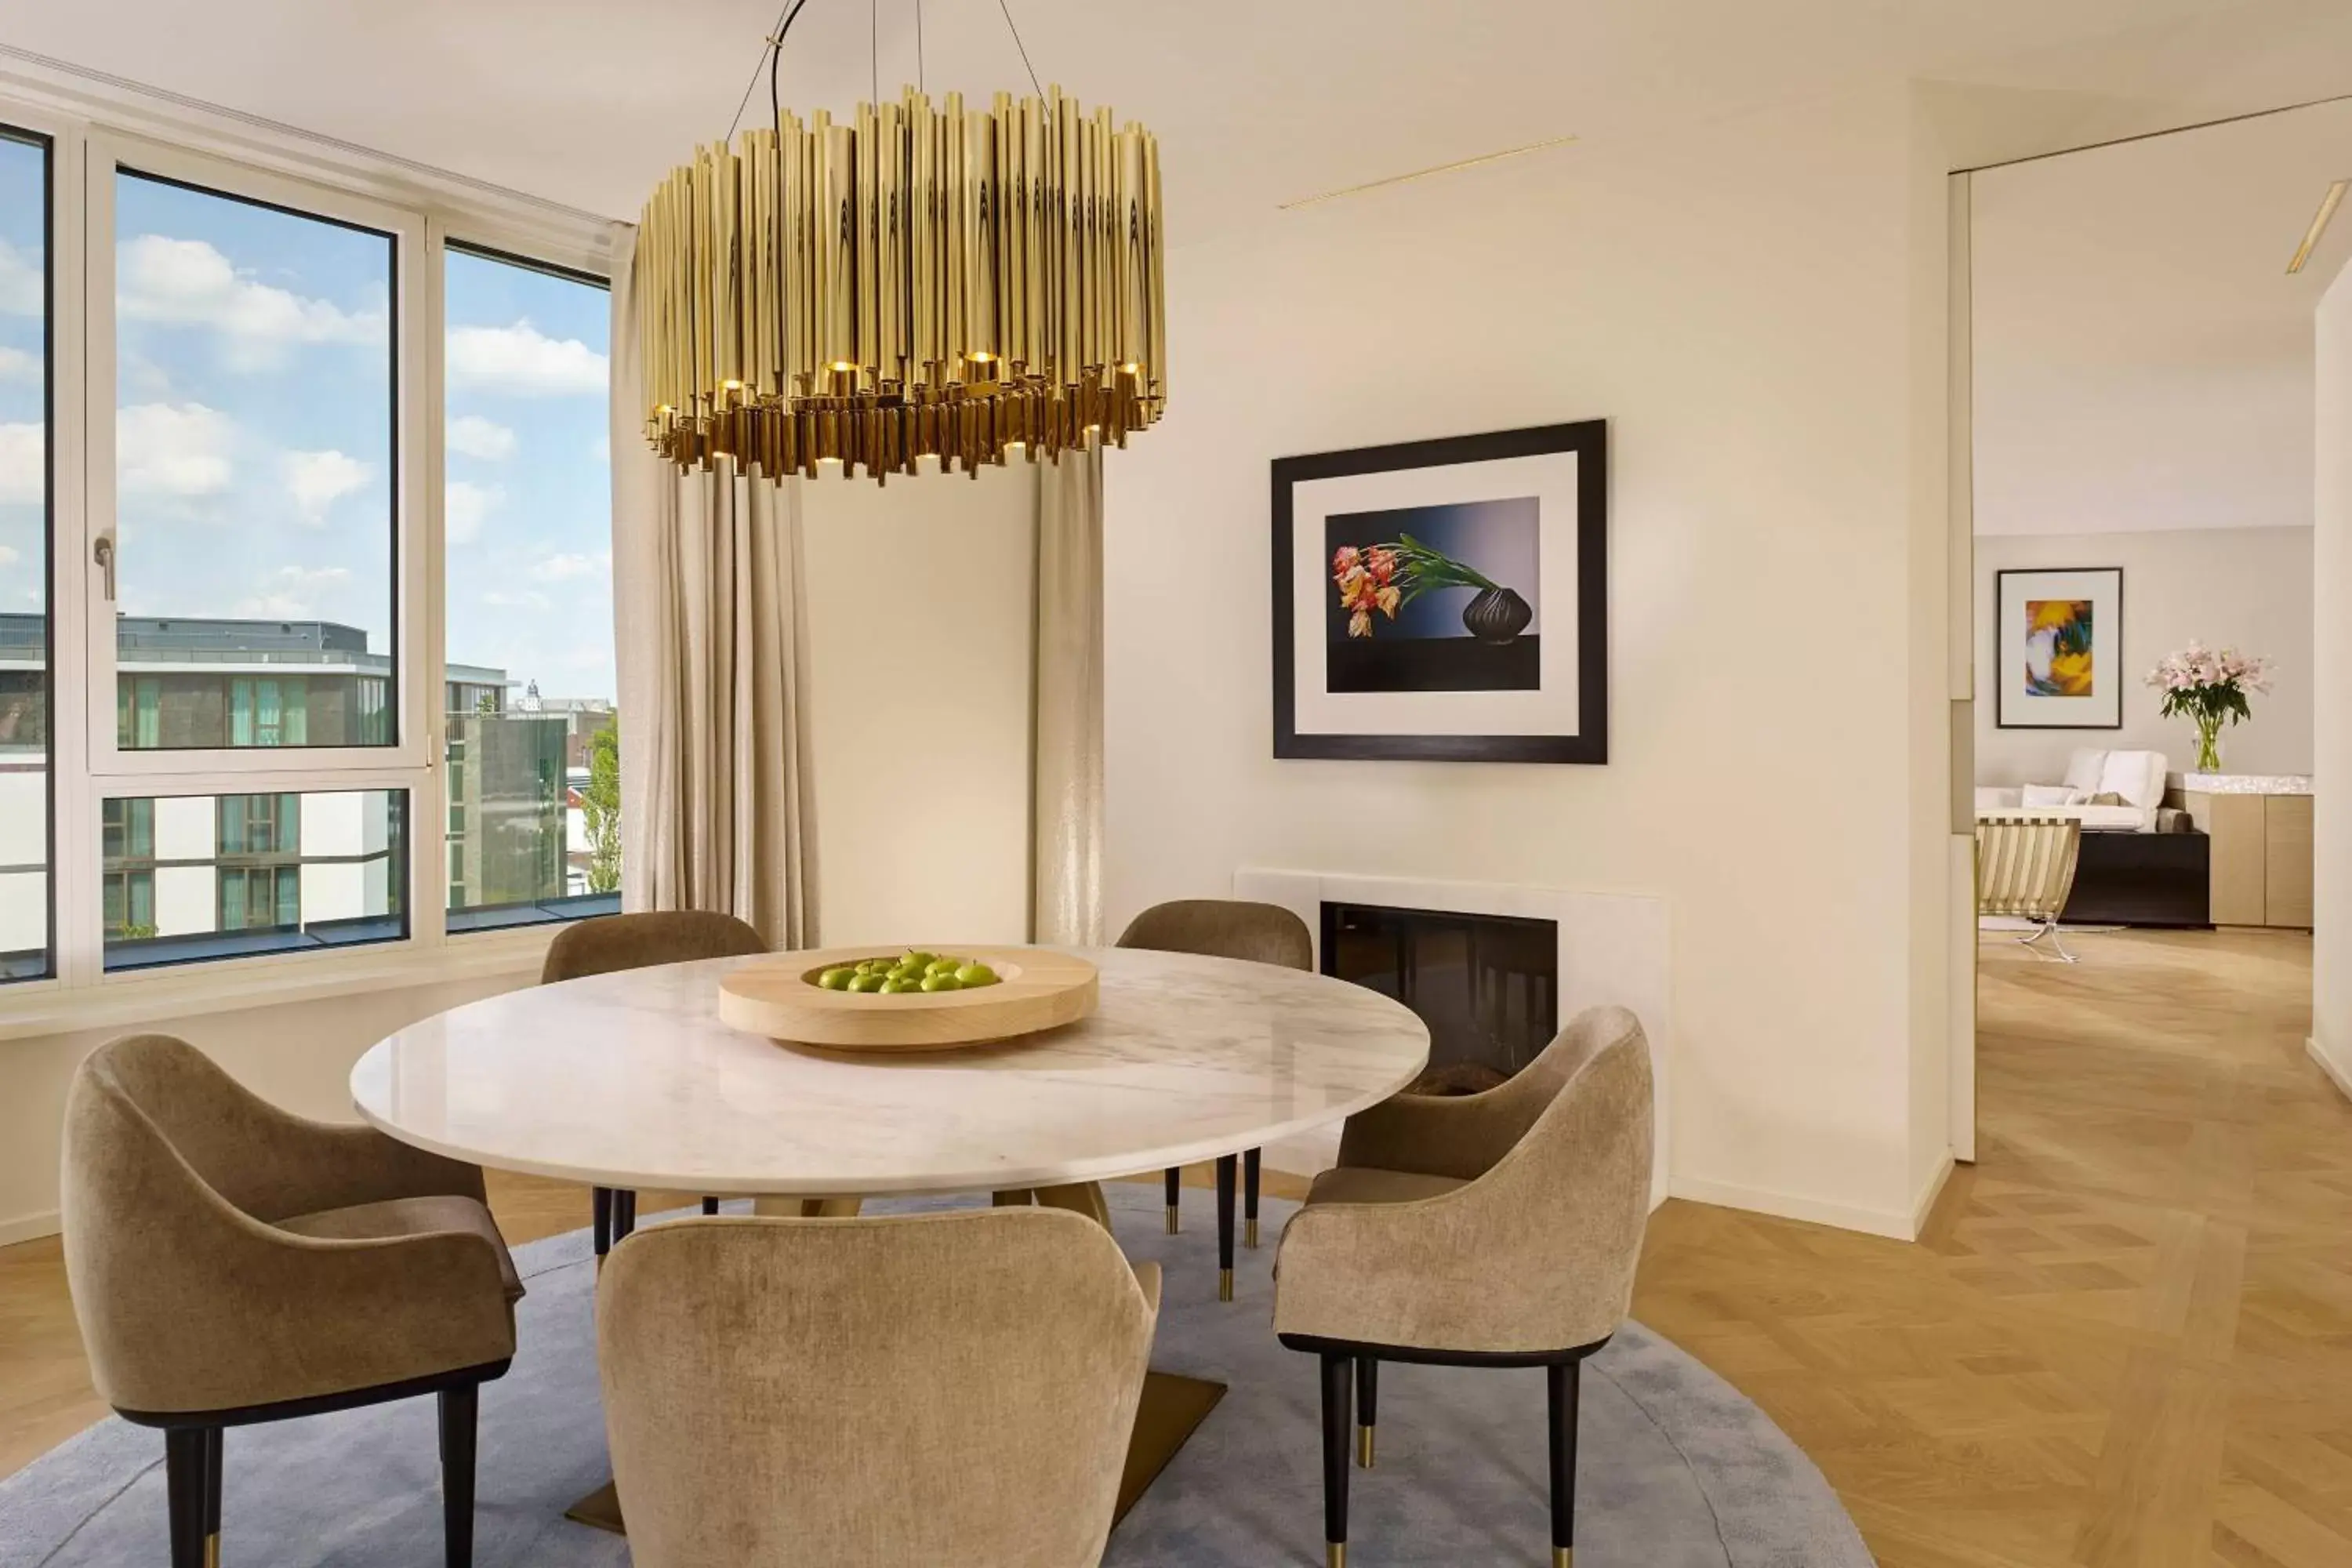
[583,720,622,895]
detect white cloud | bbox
[481,588,550,610]
[0,423,41,506]
[445,480,502,545]
[119,403,234,497]
[447,414,516,461]
[0,545,18,566]
[281,449,372,524]
[0,240,38,316]
[447,320,607,396]
[234,564,350,620]
[533,550,610,582]
[118,234,386,368]
[0,347,38,384]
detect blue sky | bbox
[0,140,615,706]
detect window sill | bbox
[0,928,559,1044]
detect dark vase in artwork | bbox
[1461,586,1534,644]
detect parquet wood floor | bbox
[2,927,2342,1568]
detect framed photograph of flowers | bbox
[1272,420,1607,763]
[1994,567,2124,729]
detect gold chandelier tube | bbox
[639,84,1166,482]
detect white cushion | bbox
[2096,750,2166,811]
[1973,786,2022,810]
[2020,783,2086,808]
[2074,803,2151,832]
[2062,749,2109,796]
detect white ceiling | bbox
[1972,96,2352,536]
[3,1,2352,237]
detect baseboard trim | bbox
[0,1208,60,1248]
[1909,1151,1956,1236]
[2307,1035,2352,1103]
[1667,1175,1919,1241]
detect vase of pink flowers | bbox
[2144,642,2273,774]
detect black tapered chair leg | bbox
[592,1185,612,1258]
[1243,1146,1262,1249]
[202,1425,223,1563]
[440,1384,479,1568]
[612,1189,637,1244]
[1548,1360,1581,1568]
[1319,1352,1353,1568]
[700,1196,720,1216]
[1163,1167,1181,1233]
[1214,1153,1238,1301]
[1355,1356,1378,1468]
[164,1427,208,1568]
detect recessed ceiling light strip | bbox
[1279,134,1578,211]
[2287,179,2348,274]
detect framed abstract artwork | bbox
[1272,421,1608,763]
[1994,567,2124,729]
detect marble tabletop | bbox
[350,946,1431,1198]
[2173,772,2312,795]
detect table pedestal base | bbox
[564,1370,1226,1536]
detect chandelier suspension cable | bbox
[916,0,924,93]
[728,0,811,145]
[994,0,1044,98]
[870,0,878,106]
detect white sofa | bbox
[1974,748,2169,833]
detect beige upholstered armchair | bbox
[1274,1006,1654,1568]
[1974,814,2084,962]
[597,1208,1160,1568]
[61,1033,520,1568]
[542,909,768,1248]
[1118,898,1313,1298]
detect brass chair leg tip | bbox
[1244,1218,1260,1248]
[1326,1544,1346,1568]
[1218,1269,1235,1302]
[1553,1549,1572,1567]
[1165,1207,1179,1234]
[205,1535,221,1568]
[1356,1426,1375,1468]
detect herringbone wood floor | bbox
[1,927,2342,1566]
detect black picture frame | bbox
[1992,566,2125,731]
[1272,420,1608,764]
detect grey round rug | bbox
[0,1186,1871,1567]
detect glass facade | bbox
[0,130,48,981]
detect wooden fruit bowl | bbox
[716,945,1098,1053]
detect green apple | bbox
[953,962,997,987]
[925,958,962,978]
[919,973,963,993]
[816,967,855,990]
[846,973,884,993]
[880,977,921,994]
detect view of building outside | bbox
[0,132,48,978]
[443,245,616,928]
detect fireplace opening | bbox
[1319,902,1559,1096]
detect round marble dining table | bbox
[349,942,1430,1536]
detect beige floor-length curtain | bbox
[1033,439,1105,945]
[608,223,815,949]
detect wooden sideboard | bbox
[2169,775,2313,929]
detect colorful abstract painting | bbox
[2024,599,2094,696]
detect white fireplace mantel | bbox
[1232,869,1671,1205]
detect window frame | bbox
[0,83,618,1014]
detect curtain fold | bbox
[1032,441,1105,946]
[609,223,815,949]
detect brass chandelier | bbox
[637,0,1167,483]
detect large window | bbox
[111,172,397,751]
[442,245,616,932]
[0,132,45,980]
[0,106,614,995]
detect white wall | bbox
[1973,525,2314,786]
[1104,85,1957,1238]
[801,464,1039,950]
[2312,260,2352,1091]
